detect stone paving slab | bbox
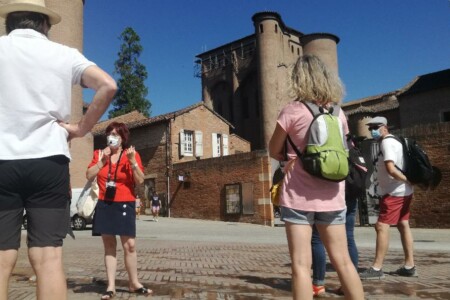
[8,217,450,299]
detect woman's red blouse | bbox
[88,149,144,202]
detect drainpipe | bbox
[166,118,172,218]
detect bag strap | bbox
[107,150,124,182]
[287,135,302,158]
[302,101,340,117]
[287,102,342,160]
[376,135,405,173]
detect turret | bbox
[301,33,340,75]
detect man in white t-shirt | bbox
[0,1,117,299]
[360,116,417,280]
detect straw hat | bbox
[0,0,61,25]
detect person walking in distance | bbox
[269,55,364,300]
[359,116,417,279]
[151,192,161,221]
[0,1,117,299]
[135,195,142,220]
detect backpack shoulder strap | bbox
[287,135,302,158]
[379,135,405,172]
[302,101,341,117]
[329,103,341,117]
[379,135,400,152]
[302,101,320,117]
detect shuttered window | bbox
[180,129,203,157]
[212,133,229,157]
[194,131,203,157]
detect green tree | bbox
[109,27,151,118]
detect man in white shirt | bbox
[0,1,117,299]
[359,116,417,280]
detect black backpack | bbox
[346,146,368,198]
[382,136,441,190]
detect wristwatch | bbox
[131,162,138,169]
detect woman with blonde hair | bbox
[269,55,364,300]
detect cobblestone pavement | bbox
[8,217,450,299]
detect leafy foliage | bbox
[109,27,151,118]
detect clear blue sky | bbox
[83,0,450,118]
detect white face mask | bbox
[107,135,120,148]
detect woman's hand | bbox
[101,147,111,164]
[126,146,137,163]
[126,146,144,185]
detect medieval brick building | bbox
[195,11,340,151]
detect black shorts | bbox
[0,155,71,249]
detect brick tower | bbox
[196,12,340,150]
[0,0,91,188]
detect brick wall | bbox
[169,150,274,226]
[229,134,251,154]
[394,123,450,228]
[171,106,230,163]
[399,87,450,128]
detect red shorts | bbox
[378,194,413,225]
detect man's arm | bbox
[59,65,117,139]
[385,160,409,183]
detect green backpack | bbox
[288,101,349,182]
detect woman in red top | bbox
[86,122,151,299]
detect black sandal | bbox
[101,290,115,299]
[130,286,153,295]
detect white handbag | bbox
[77,178,99,218]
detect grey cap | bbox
[366,116,387,126]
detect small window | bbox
[297,48,300,55]
[442,111,450,122]
[212,133,221,157]
[181,130,193,156]
[275,24,278,33]
[291,45,294,53]
[180,129,203,157]
[259,24,264,33]
[225,183,241,214]
[212,133,229,157]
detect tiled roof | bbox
[91,110,148,135]
[92,102,233,136]
[342,68,450,116]
[342,91,400,116]
[398,69,450,96]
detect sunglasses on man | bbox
[368,124,384,131]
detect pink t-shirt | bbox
[277,101,349,212]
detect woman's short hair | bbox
[289,54,345,105]
[105,122,130,148]
[5,11,50,35]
